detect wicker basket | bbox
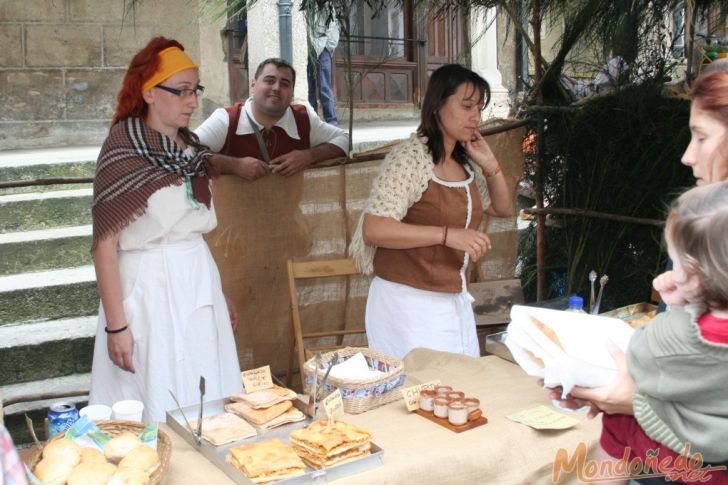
[26,420,171,485]
[303,347,406,414]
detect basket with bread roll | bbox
[27,419,171,485]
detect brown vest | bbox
[220,102,312,158]
[373,176,484,293]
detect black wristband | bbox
[105,325,128,334]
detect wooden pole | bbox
[522,207,664,227]
[685,0,695,81]
[531,0,546,301]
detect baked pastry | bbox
[289,419,372,469]
[257,407,306,430]
[529,316,565,350]
[525,349,545,368]
[43,437,82,466]
[230,384,297,409]
[629,310,657,328]
[224,399,293,426]
[118,444,159,473]
[79,447,107,464]
[188,412,257,446]
[67,461,117,485]
[227,439,306,483]
[107,467,150,485]
[104,432,143,462]
[34,456,75,485]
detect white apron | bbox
[365,276,480,360]
[89,185,241,422]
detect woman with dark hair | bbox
[351,64,514,359]
[89,36,241,422]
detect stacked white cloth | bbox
[328,352,385,381]
[505,305,634,397]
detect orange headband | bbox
[141,46,198,93]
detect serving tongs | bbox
[591,274,609,315]
[197,376,205,444]
[314,352,339,416]
[306,352,323,418]
[168,389,202,446]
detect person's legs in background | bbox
[307,59,319,113]
[316,49,338,126]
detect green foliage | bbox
[519,84,695,308]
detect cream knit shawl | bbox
[351,134,491,274]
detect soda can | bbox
[48,402,80,438]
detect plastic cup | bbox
[112,400,144,422]
[79,404,112,421]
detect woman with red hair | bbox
[89,37,242,422]
[551,68,728,484]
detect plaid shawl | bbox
[92,117,211,248]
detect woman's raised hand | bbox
[462,130,499,174]
[445,228,491,261]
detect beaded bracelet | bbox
[105,325,128,334]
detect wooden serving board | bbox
[414,408,487,433]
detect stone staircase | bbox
[0,147,101,443]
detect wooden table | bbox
[162,349,600,485]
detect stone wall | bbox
[0,0,227,150]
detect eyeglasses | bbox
[155,84,205,98]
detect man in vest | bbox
[193,58,347,375]
[195,57,347,179]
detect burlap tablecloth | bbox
[162,349,601,485]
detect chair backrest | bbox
[286,258,367,388]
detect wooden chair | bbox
[285,258,367,388]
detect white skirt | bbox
[89,237,242,422]
[365,277,480,360]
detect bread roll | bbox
[79,447,107,464]
[67,461,117,485]
[118,444,159,473]
[34,456,75,485]
[105,432,142,462]
[43,437,82,466]
[107,467,150,485]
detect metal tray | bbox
[600,302,657,322]
[484,331,515,363]
[166,398,383,484]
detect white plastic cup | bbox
[112,400,144,422]
[79,404,112,422]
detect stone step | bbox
[0,146,99,169]
[0,266,98,326]
[0,317,97,386]
[0,161,95,196]
[1,373,91,445]
[0,146,98,197]
[0,225,93,276]
[0,189,92,233]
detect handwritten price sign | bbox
[400,380,440,412]
[241,365,274,392]
[322,389,345,421]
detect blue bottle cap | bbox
[568,295,584,309]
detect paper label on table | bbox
[400,380,441,412]
[506,405,580,430]
[322,389,345,420]
[242,365,274,392]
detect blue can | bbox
[48,402,79,438]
